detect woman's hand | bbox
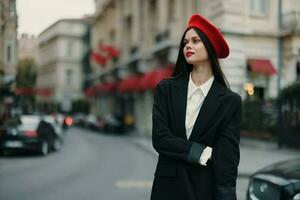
[199,146,212,166]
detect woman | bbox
[151,14,241,200]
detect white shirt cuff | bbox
[199,147,212,166]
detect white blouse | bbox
[185,73,214,166]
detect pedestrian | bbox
[151,14,242,200]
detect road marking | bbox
[115,180,152,189]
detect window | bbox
[66,41,73,56]
[250,0,268,16]
[110,29,115,42]
[9,1,16,17]
[149,0,157,33]
[125,15,132,44]
[139,0,145,41]
[66,69,73,85]
[168,0,175,23]
[7,45,11,63]
[6,43,12,64]
[150,0,157,10]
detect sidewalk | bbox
[129,133,300,177]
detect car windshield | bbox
[19,116,40,130]
[42,116,56,124]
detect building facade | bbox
[0,0,18,116]
[89,0,300,136]
[0,0,17,76]
[18,33,38,60]
[36,19,90,113]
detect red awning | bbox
[95,82,116,92]
[248,59,276,75]
[90,52,107,66]
[99,45,120,58]
[15,88,35,95]
[15,88,53,97]
[36,88,53,97]
[137,66,173,91]
[84,87,96,97]
[118,75,142,92]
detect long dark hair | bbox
[171,27,229,88]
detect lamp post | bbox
[277,0,282,96]
[277,0,283,148]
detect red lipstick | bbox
[185,51,194,57]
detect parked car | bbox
[72,113,87,127]
[102,114,134,133]
[85,114,105,131]
[246,159,300,200]
[0,115,63,156]
[102,115,124,133]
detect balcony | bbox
[150,30,177,55]
[125,46,141,65]
[282,11,300,31]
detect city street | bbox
[1,127,298,200]
[0,128,156,200]
[1,0,300,199]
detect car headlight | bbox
[293,193,300,200]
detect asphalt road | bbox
[0,127,156,200]
[0,127,249,200]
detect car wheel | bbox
[53,138,62,152]
[40,141,49,156]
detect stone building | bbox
[89,0,300,135]
[0,0,18,115]
[0,0,17,76]
[36,19,91,113]
[18,33,38,60]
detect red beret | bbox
[187,14,229,58]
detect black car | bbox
[102,115,123,133]
[102,114,134,133]
[246,159,300,200]
[0,115,63,156]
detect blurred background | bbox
[0,0,300,200]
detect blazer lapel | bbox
[189,80,227,141]
[171,76,189,140]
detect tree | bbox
[16,58,37,88]
[16,58,37,114]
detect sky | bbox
[16,0,95,36]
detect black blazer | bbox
[150,75,241,200]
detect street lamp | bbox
[277,0,282,95]
[277,0,283,148]
[244,82,255,96]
